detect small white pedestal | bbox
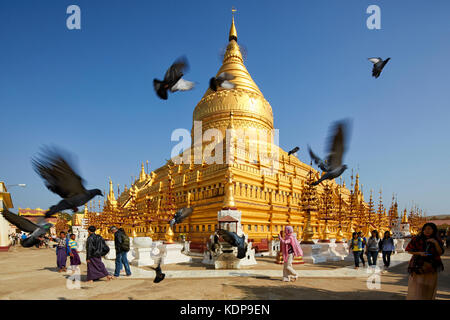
[162,243,192,264]
[333,241,349,259]
[105,241,116,260]
[394,239,405,253]
[300,242,327,264]
[269,240,280,257]
[77,239,87,253]
[321,240,344,261]
[131,237,153,266]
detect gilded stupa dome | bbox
[192,17,274,134]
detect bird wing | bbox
[170,78,195,92]
[220,80,235,90]
[217,72,235,81]
[326,120,350,169]
[32,146,86,199]
[164,56,189,83]
[308,145,328,171]
[368,57,382,64]
[153,79,168,100]
[1,209,39,233]
[217,229,235,245]
[178,207,193,222]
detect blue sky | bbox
[0,0,449,215]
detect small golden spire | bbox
[108,178,116,202]
[139,162,146,182]
[223,168,236,209]
[229,7,237,41]
[402,208,409,223]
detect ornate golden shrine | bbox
[85,16,423,246]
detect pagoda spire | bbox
[209,13,263,96]
[139,162,147,182]
[108,178,116,203]
[229,7,237,42]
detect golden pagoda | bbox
[97,14,417,251]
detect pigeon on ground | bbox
[32,146,103,218]
[209,72,235,91]
[153,56,195,100]
[169,207,193,228]
[217,229,247,259]
[287,146,300,156]
[368,57,390,78]
[1,209,53,248]
[150,257,166,283]
[308,120,351,186]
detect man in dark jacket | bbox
[110,226,132,278]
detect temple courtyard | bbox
[0,246,449,300]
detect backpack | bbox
[93,235,110,257]
[100,237,110,256]
[120,232,130,252]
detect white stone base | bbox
[162,243,192,265]
[301,243,327,264]
[105,241,116,260]
[319,241,344,261]
[394,239,405,253]
[131,248,154,266]
[333,242,349,260]
[77,239,87,253]
[239,242,257,266]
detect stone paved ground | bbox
[0,246,448,300]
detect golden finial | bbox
[402,208,409,223]
[229,7,238,42]
[139,162,146,182]
[223,168,236,209]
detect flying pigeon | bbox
[150,257,166,283]
[169,207,193,228]
[32,146,103,218]
[153,56,195,100]
[308,120,351,186]
[209,72,235,91]
[1,209,53,248]
[217,229,247,259]
[368,57,390,78]
[287,146,300,156]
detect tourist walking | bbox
[406,222,444,300]
[358,231,367,267]
[86,226,113,282]
[379,231,395,270]
[53,231,70,272]
[68,233,81,272]
[110,226,132,278]
[349,232,363,269]
[279,226,303,282]
[366,230,380,267]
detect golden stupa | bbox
[89,15,420,248]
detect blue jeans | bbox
[367,250,378,266]
[382,251,392,268]
[353,251,362,267]
[114,251,131,277]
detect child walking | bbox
[68,234,81,272]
